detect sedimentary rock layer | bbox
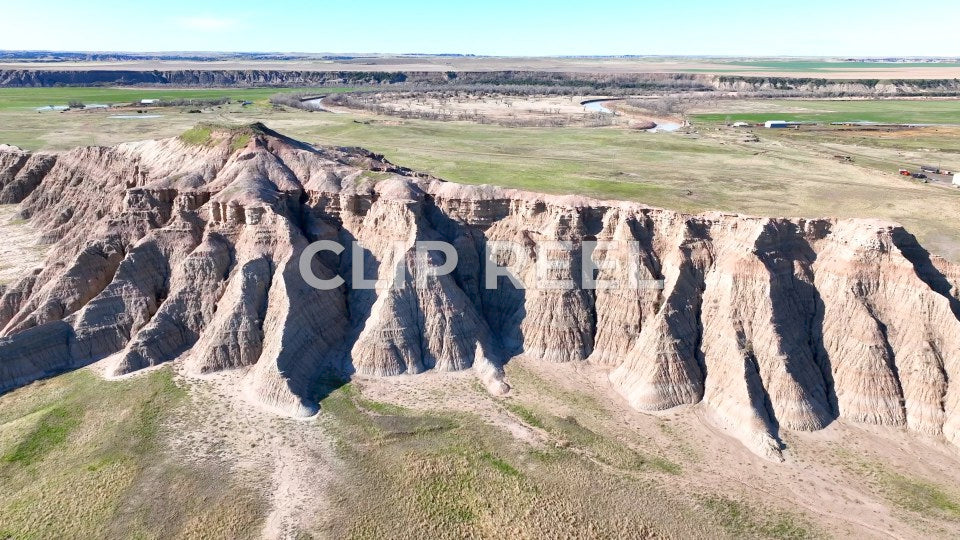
[1,124,958,459]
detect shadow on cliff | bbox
[336,227,380,355]
[481,266,528,363]
[891,227,960,321]
[757,221,839,442]
[422,200,527,368]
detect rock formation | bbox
[1,123,958,459]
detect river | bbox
[581,99,682,132]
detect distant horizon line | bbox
[2,50,960,61]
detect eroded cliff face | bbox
[1,124,958,459]
[4,69,960,97]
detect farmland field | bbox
[0,87,354,110]
[693,99,960,125]
[724,61,960,72]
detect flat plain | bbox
[2,91,958,261]
[694,99,960,125]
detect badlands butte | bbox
[1,122,960,463]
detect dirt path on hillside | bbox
[160,362,341,539]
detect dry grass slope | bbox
[0,368,266,539]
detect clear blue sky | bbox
[2,0,959,56]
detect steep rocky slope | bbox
[4,69,960,96]
[1,124,958,459]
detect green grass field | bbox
[0,87,353,110]
[694,99,960,125]
[725,61,960,72]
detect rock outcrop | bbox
[1,124,959,459]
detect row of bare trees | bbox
[323,93,616,127]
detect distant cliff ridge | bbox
[2,69,960,96]
[0,69,416,87]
